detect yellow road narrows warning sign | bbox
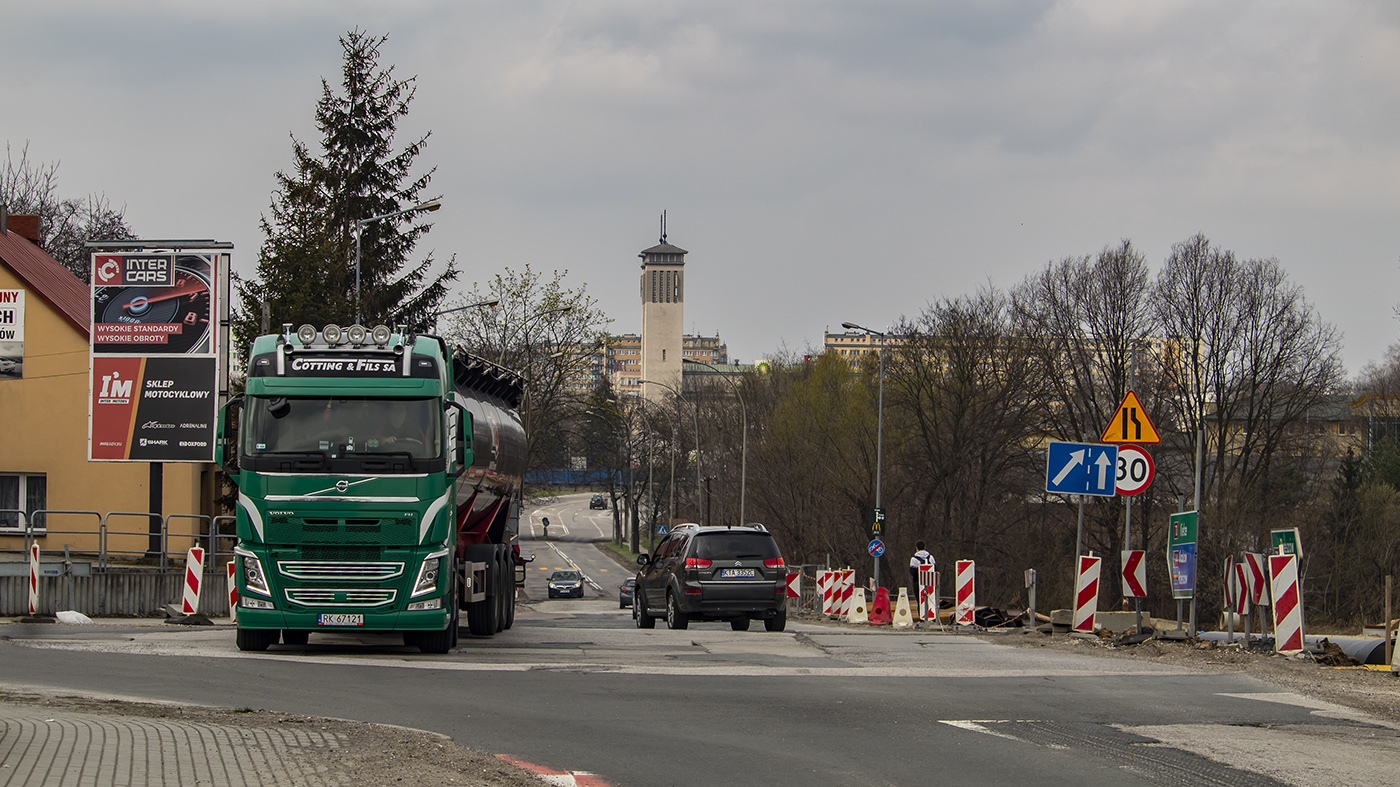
[1101,390,1160,445]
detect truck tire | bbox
[467,571,497,637]
[236,627,279,652]
[494,550,508,633]
[415,573,459,654]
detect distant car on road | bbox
[619,577,636,608]
[547,570,585,599]
[590,494,607,510]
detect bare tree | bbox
[1,142,136,279]
[439,264,611,482]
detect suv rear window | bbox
[692,532,780,560]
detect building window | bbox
[1338,422,1346,436]
[0,473,47,531]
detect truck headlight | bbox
[412,548,450,598]
[235,547,270,596]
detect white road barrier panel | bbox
[28,543,39,616]
[1269,553,1305,652]
[227,561,238,623]
[181,546,206,615]
[786,572,801,599]
[918,565,938,620]
[955,560,976,625]
[817,570,833,615]
[838,569,855,618]
[846,587,869,625]
[1072,555,1102,633]
[892,588,914,628]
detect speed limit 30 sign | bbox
[1115,444,1154,496]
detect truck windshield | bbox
[244,396,441,461]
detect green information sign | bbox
[1270,528,1302,559]
[1169,511,1197,546]
[1169,511,1198,599]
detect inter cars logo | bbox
[95,256,122,284]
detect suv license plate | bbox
[720,568,756,578]
[317,613,364,626]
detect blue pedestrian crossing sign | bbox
[657,524,669,537]
[868,539,886,557]
[1045,441,1118,497]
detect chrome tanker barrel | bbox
[449,349,527,545]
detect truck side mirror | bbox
[216,396,243,479]
[446,401,470,478]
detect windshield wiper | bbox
[358,450,420,470]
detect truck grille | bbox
[285,589,397,607]
[277,561,404,581]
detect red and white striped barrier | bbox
[1121,550,1146,598]
[955,560,975,625]
[918,565,938,620]
[28,543,40,616]
[817,570,832,614]
[838,569,855,618]
[1223,556,1240,614]
[181,546,205,615]
[1243,553,1266,606]
[1072,555,1101,633]
[785,572,801,599]
[1269,553,1304,652]
[227,561,238,623]
[1231,561,1249,617]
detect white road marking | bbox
[939,720,1026,742]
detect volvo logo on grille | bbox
[335,480,350,493]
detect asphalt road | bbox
[2,493,1396,786]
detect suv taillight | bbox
[685,558,712,570]
[764,558,785,569]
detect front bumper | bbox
[234,604,451,632]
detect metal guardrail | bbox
[0,509,235,572]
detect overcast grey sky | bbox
[5,1,1398,373]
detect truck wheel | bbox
[236,628,278,652]
[667,592,689,630]
[494,550,508,633]
[764,608,787,632]
[634,592,656,628]
[281,629,309,646]
[467,568,498,636]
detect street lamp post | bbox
[843,321,886,589]
[640,378,697,525]
[355,199,441,325]
[639,397,676,546]
[432,299,499,332]
[588,406,633,546]
[682,359,746,525]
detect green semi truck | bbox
[215,323,527,653]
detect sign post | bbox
[867,507,885,590]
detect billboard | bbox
[89,253,218,461]
[0,289,22,380]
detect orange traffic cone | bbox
[869,587,893,625]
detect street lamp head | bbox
[841,321,861,331]
[414,199,442,213]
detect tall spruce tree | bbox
[236,30,456,349]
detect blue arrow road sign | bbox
[1046,441,1118,496]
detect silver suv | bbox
[633,524,786,631]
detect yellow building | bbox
[0,215,207,564]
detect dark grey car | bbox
[633,524,786,631]
[547,570,584,599]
